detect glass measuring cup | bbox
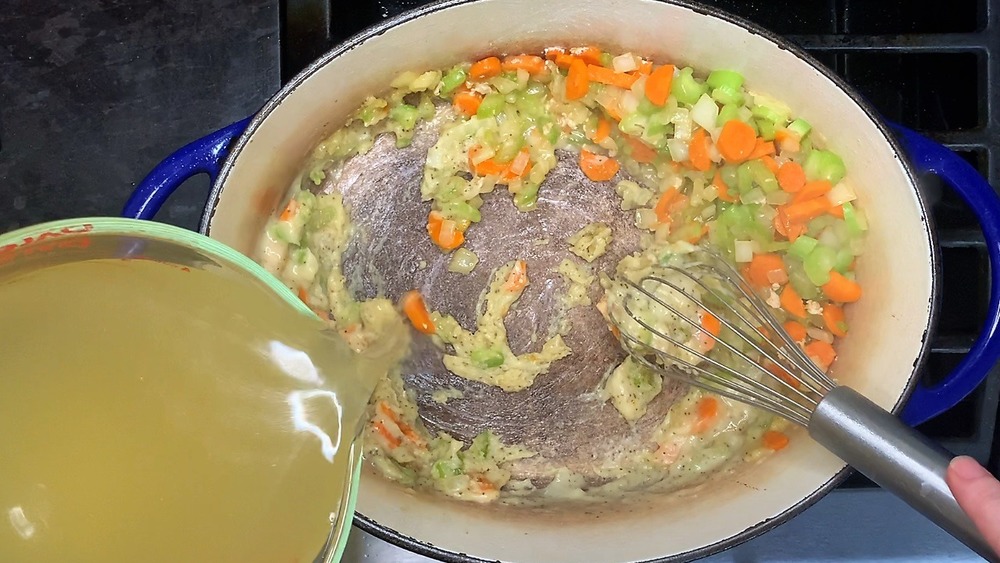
[0,218,400,563]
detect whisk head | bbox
[608,247,837,427]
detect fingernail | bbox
[950,455,989,481]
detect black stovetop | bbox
[279,0,1000,487]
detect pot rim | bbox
[205,0,940,560]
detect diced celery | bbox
[803,149,847,184]
[432,459,463,479]
[788,265,820,300]
[717,103,741,126]
[448,248,480,274]
[389,103,420,130]
[787,118,812,139]
[748,159,779,193]
[788,235,819,260]
[707,69,744,90]
[514,182,540,211]
[710,85,744,106]
[804,245,837,285]
[720,164,738,188]
[740,187,766,205]
[471,348,505,368]
[833,247,854,273]
[618,112,646,136]
[440,67,467,94]
[755,119,776,141]
[442,201,482,223]
[671,67,708,106]
[843,202,868,236]
[637,97,659,115]
[751,104,786,124]
[600,51,614,68]
[736,162,755,193]
[476,93,506,118]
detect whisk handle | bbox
[809,386,997,562]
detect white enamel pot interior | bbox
[201,0,936,561]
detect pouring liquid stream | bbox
[0,254,398,563]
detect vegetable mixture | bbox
[257,44,867,503]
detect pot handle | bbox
[889,122,1000,426]
[122,118,251,220]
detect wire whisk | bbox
[608,247,996,562]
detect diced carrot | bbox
[636,59,653,75]
[760,154,780,174]
[502,54,545,74]
[717,119,756,163]
[453,90,483,116]
[553,52,578,69]
[780,285,807,318]
[626,135,657,163]
[501,148,532,181]
[565,58,590,100]
[297,286,309,303]
[401,289,436,334]
[377,402,424,446]
[373,420,401,449]
[828,204,845,219]
[746,253,787,288]
[777,161,806,193]
[688,128,712,171]
[693,396,720,434]
[579,149,619,181]
[746,138,776,161]
[587,64,639,89]
[570,45,604,66]
[774,129,801,153]
[593,118,612,142]
[427,211,465,250]
[783,321,808,343]
[762,430,790,451]
[654,187,680,223]
[470,56,501,79]
[473,157,507,177]
[644,64,675,106]
[805,340,837,371]
[503,260,528,292]
[473,475,497,493]
[279,199,299,221]
[822,271,863,303]
[713,171,736,203]
[544,47,566,60]
[764,360,799,388]
[699,310,722,352]
[773,207,806,242]
[823,303,848,337]
[781,197,830,224]
[793,180,833,203]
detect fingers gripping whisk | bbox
[609,248,837,427]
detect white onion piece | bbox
[826,181,858,206]
[734,240,754,263]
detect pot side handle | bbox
[890,122,1000,426]
[122,118,251,220]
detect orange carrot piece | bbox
[297,286,309,303]
[654,187,680,223]
[565,58,590,100]
[746,253,787,288]
[828,204,845,219]
[579,149,619,181]
[780,285,807,318]
[593,118,612,142]
[587,64,639,88]
[760,154,780,174]
[502,54,545,74]
[805,340,837,371]
[500,148,532,181]
[699,310,722,352]
[373,421,401,449]
[279,199,299,221]
[777,161,806,193]
[502,260,528,292]
[644,64,675,106]
[427,211,465,250]
[636,59,653,75]
[453,90,483,116]
[571,45,604,66]
[553,52,578,69]
[822,271,863,303]
[694,396,720,434]
[401,289,436,334]
[773,207,807,242]
[377,402,424,445]
[688,128,712,171]
[713,171,737,203]
[783,321,808,343]
[470,56,501,79]
[746,138,776,161]
[626,135,657,163]
[717,119,756,163]
[823,303,848,337]
[793,180,833,203]
[762,430,790,451]
[544,47,566,60]
[473,157,507,177]
[782,197,830,224]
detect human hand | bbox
[947,455,1000,557]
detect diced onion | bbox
[620,90,640,115]
[691,93,720,132]
[666,138,689,162]
[636,208,659,230]
[612,53,639,73]
[807,327,834,343]
[766,268,789,285]
[826,181,858,206]
[734,240,754,263]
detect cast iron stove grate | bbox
[278,0,1000,488]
